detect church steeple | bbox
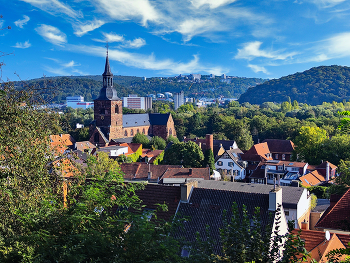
[96,44,119,101]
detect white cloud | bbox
[68,44,225,75]
[123,38,146,48]
[248,64,269,74]
[13,40,31,49]
[93,0,160,26]
[74,19,105,37]
[176,18,219,42]
[35,24,67,46]
[190,0,237,9]
[235,41,298,60]
[308,0,346,8]
[14,15,30,28]
[20,0,81,18]
[98,32,125,43]
[44,58,86,75]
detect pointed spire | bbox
[103,42,112,76]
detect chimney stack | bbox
[206,134,214,153]
[189,168,193,176]
[269,186,282,212]
[148,164,152,180]
[326,162,330,181]
[181,181,198,202]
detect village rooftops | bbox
[196,180,305,209]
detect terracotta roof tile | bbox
[120,163,182,181]
[292,229,350,262]
[315,188,350,231]
[245,142,270,156]
[317,161,337,170]
[299,170,325,187]
[161,167,210,180]
[262,139,295,153]
[50,134,76,155]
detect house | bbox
[291,229,350,262]
[92,143,142,160]
[173,181,288,256]
[50,134,76,156]
[140,149,163,164]
[248,160,308,186]
[183,134,240,158]
[215,148,246,180]
[240,142,273,176]
[262,139,295,161]
[120,163,182,182]
[315,188,350,234]
[74,141,96,153]
[89,53,176,147]
[196,180,311,229]
[310,199,330,230]
[159,167,211,185]
[299,161,337,187]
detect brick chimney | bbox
[269,186,282,212]
[181,181,198,202]
[206,134,214,153]
[189,168,193,176]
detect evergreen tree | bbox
[203,148,215,174]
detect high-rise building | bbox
[122,95,152,111]
[174,91,184,110]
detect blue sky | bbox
[1,0,350,81]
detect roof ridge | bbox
[316,187,350,227]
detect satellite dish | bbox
[325,231,331,241]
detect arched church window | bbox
[169,128,172,136]
[125,130,128,136]
[115,105,119,114]
[137,129,140,134]
[142,128,145,134]
[131,129,134,136]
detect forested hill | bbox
[239,65,350,105]
[15,75,266,104]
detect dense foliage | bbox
[239,65,350,105]
[16,74,266,104]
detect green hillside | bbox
[14,75,266,104]
[239,65,350,105]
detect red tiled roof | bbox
[262,139,295,154]
[292,229,350,252]
[265,160,307,168]
[120,163,181,180]
[240,153,267,162]
[292,229,350,262]
[50,134,76,155]
[75,141,96,152]
[299,170,325,187]
[141,149,163,158]
[317,161,337,170]
[245,142,270,156]
[162,167,210,180]
[315,188,350,231]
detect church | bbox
[89,53,176,147]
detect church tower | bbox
[93,49,123,144]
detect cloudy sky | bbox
[1,0,350,81]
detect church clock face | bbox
[101,116,104,120]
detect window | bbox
[217,161,223,166]
[285,210,289,216]
[181,247,191,258]
[142,128,145,134]
[268,174,274,180]
[278,166,283,170]
[169,128,172,136]
[275,154,279,159]
[124,130,128,136]
[137,129,140,134]
[130,129,134,136]
[115,105,119,114]
[282,154,286,160]
[228,162,234,167]
[292,168,298,171]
